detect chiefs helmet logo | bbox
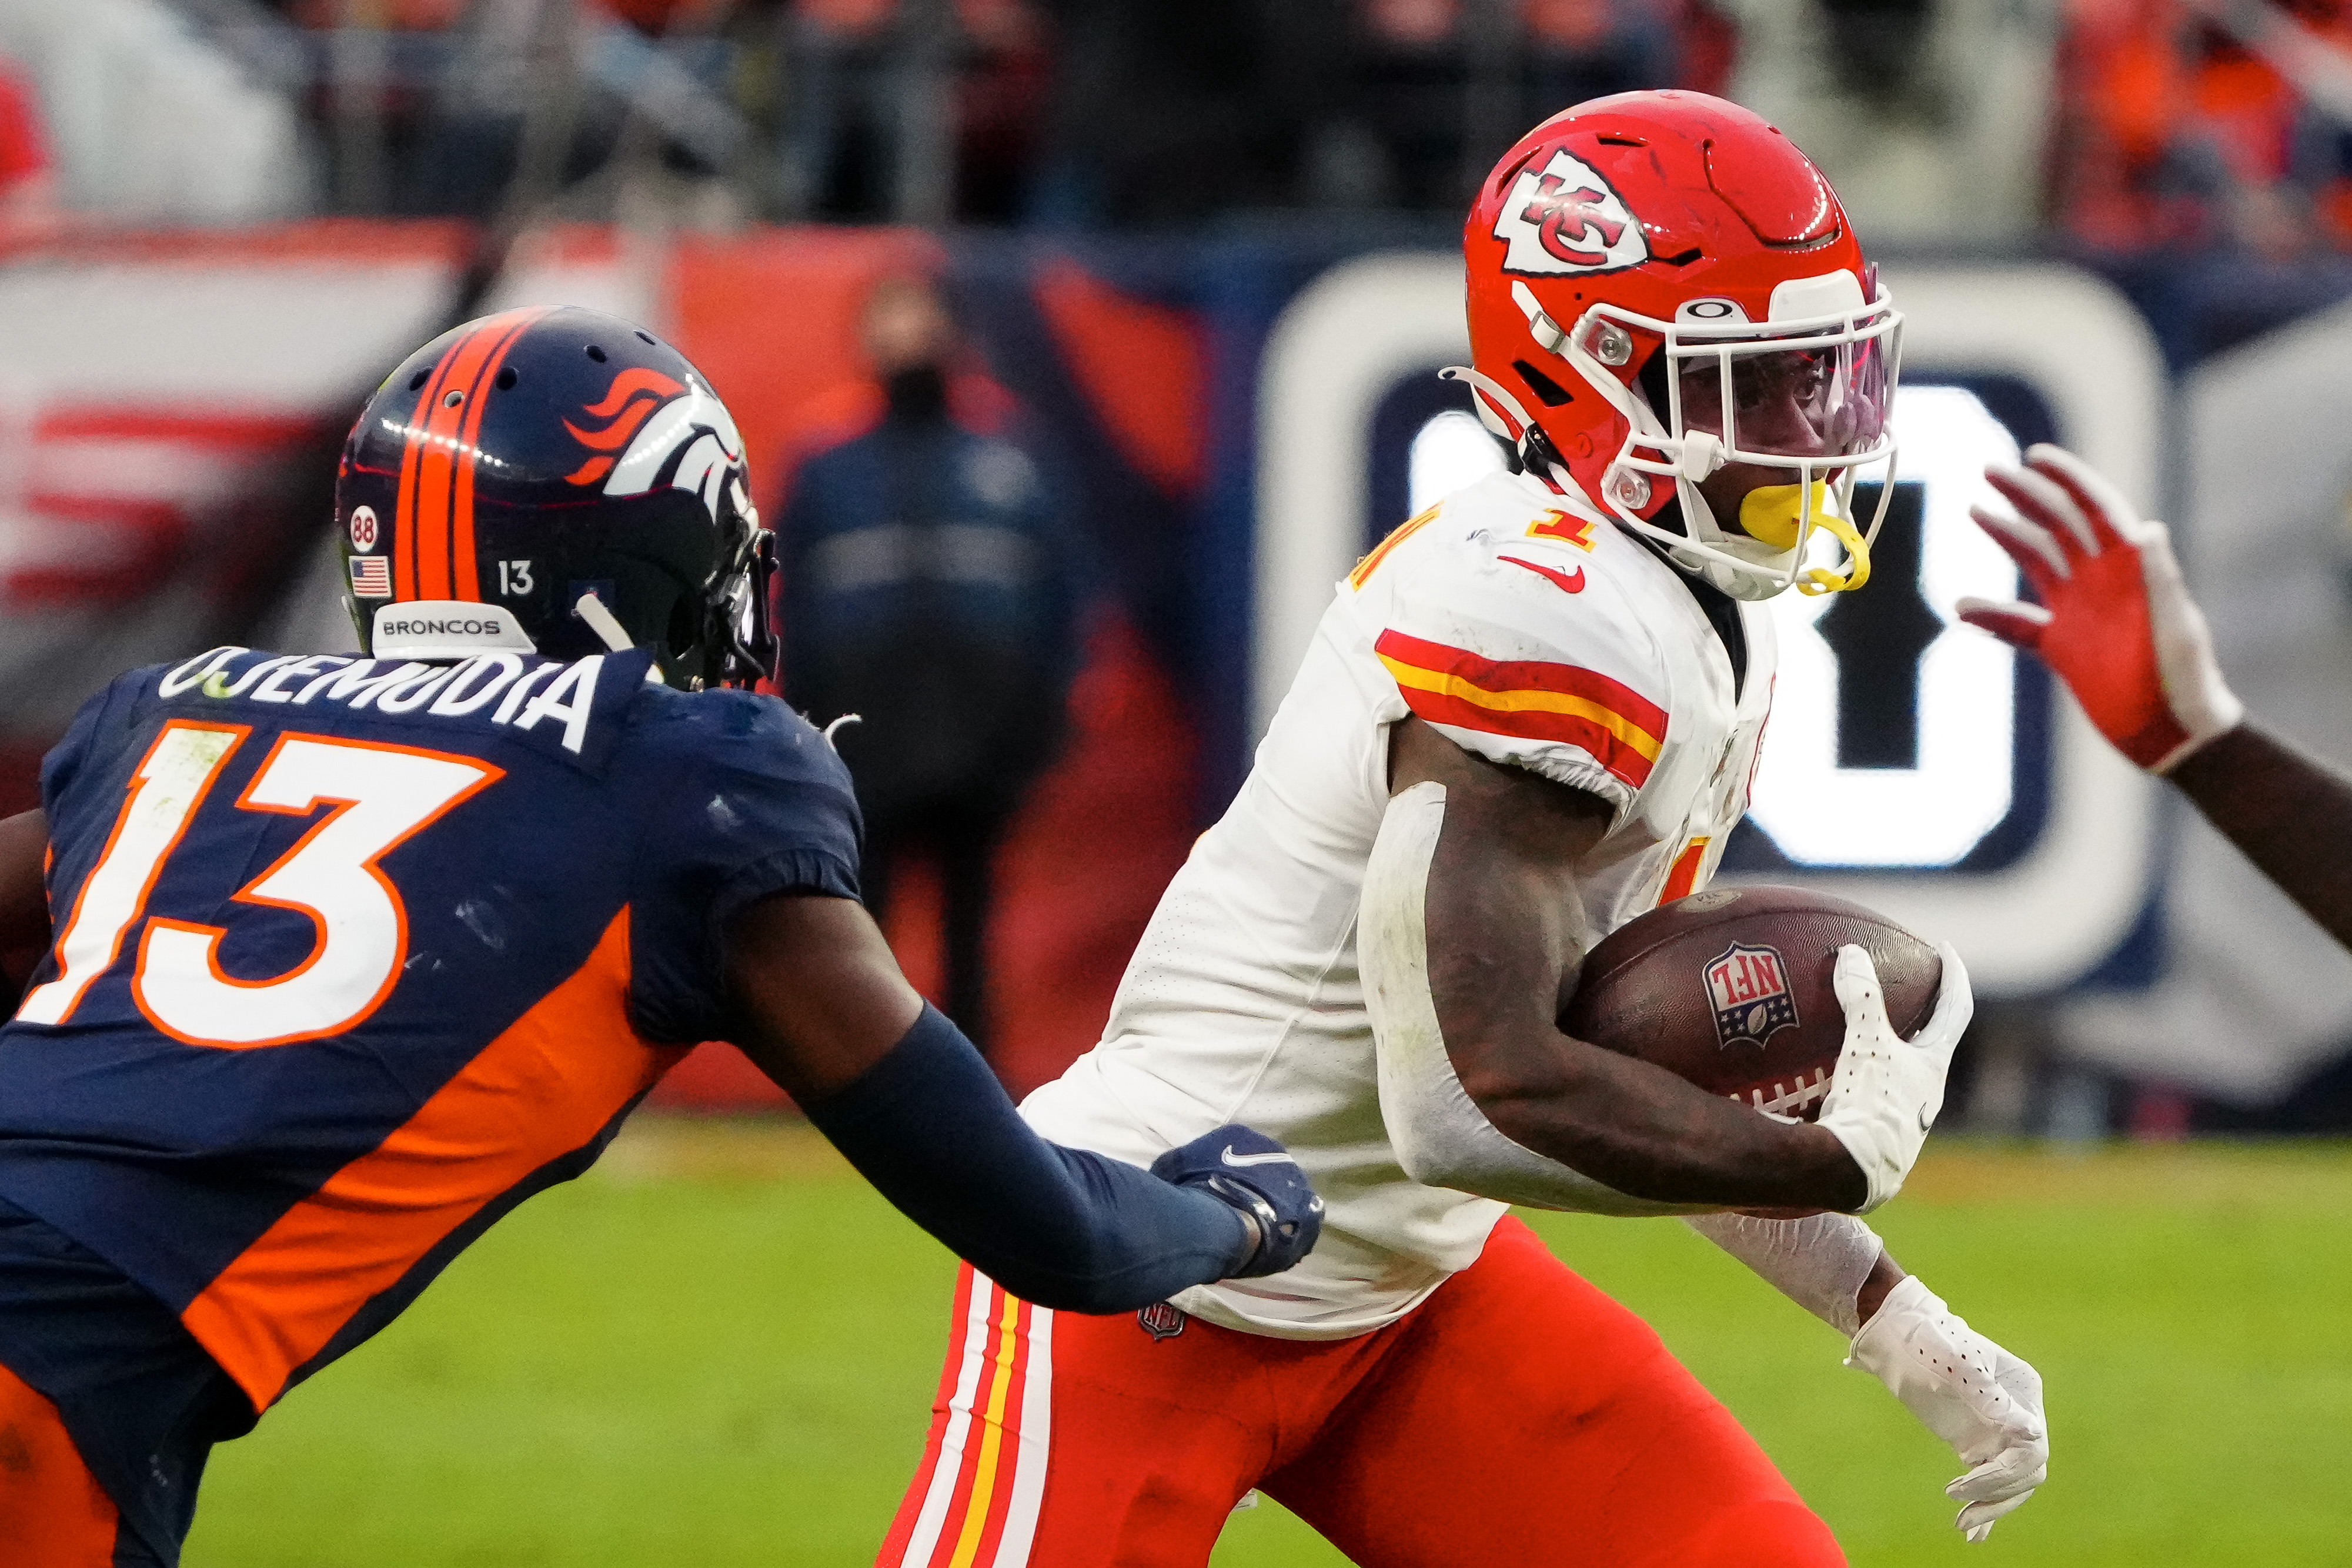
[1491,149,1649,277]
[564,366,748,527]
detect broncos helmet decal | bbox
[570,367,750,531]
[338,306,774,690]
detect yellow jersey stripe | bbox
[1378,655,1665,761]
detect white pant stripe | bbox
[898,1279,1001,1566]
[987,1303,1054,1567]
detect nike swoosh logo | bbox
[1221,1145,1297,1168]
[1500,555,1585,595]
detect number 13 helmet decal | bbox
[335,306,776,688]
[1461,91,1903,601]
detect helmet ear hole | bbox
[666,591,699,666]
[1513,359,1574,408]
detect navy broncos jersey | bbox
[0,644,859,1414]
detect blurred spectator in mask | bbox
[777,274,1078,1062]
[0,56,58,245]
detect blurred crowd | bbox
[0,0,2340,256]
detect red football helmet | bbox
[1459,91,1902,600]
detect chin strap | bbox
[574,590,634,652]
[1441,366,1574,492]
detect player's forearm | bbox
[1362,780,1865,1212]
[1470,1044,1869,1210]
[799,1005,1257,1313]
[724,895,1257,1310]
[2167,722,2352,951]
[1683,1210,1897,1335]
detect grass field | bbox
[181,1122,2352,1567]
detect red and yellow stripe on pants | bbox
[880,1271,1055,1568]
[0,1361,122,1567]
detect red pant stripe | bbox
[893,1275,1057,1568]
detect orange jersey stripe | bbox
[1349,504,1440,590]
[1375,629,1667,787]
[1661,836,1710,902]
[1394,686,1661,788]
[178,910,683,1410]
[1375,629,1669,736]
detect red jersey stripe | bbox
[1660,837,1710,902]
[1374,628,1669,738]
[177,910,684,1410]
[1398,686,1659,789]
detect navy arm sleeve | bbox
[800,1005,1252,1314]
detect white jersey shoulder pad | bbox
[1349,473,1679,814]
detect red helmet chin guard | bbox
[1461,90,1903,600]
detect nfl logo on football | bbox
[1704,943,1799,1051]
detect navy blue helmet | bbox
[334,305,776,689]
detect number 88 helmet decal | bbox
[1459,90,1903,601]
[335,305,776,688]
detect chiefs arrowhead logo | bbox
[1492,150,1649,276]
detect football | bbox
[1560,886,1942,1121]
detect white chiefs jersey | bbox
[1021,469,1778,1338]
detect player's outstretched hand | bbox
[1847,1276,2049,1543]
[1151,1126,1324,1279]
[1814,943,1971,1213]
[1957,443,2241,773]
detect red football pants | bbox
[0,1360,124,1568]
[878,1216,1843,1568]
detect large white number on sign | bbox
[1746,387,2023,866]
[16,721,500,1047]
[135,734,500,1047]
[1402,385,2026,869]
[18,723,248,1026]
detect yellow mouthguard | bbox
[1737,481,1872,596]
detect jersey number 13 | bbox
[18,720,502,1047]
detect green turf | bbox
[182,1130,2352,1567]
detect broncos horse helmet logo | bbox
[564,367,750,526]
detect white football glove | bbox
[1847,1276,2049,1542]
[1813,943,1971,1213]
[1957,443,2242,774]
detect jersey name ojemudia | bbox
[0,644,860,1410]
[1023,470,1778,1338]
